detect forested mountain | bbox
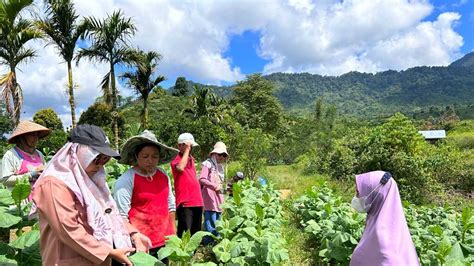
[267,66,474,117]
[178,52,474,118]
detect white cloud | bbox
[260,0,463,75]
[2,0,465,127]
[14,41,109,126]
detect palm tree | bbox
[186,85,224,123]
[0,0,42,125]
[121,49,165,130]
[37,0,86,128]
[77,10,136,149]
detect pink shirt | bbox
[33,176,112,266]
[170,154,203,208]
[199,160,224,212]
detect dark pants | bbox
[176,205,203,237]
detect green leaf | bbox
[446,242,465,261]
[157,247,174,261]
[185,231,212,253]
[228,216,244,230]
[255,204,264,221]
[162,235,182,248]
[130,252,164,266]
[0,242,15,256]
[0,210,21,228]
[243,227,258,240]
[180,230,191,246]
[212,239,231,263]
[0,255,16,265]
[437,237,452,260]
[20,241,42,266]
[0,188,14,206]
[461,207,472,226]
[11,183,31,204]
[9,230,40,249]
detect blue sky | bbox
[223,31,269,77]
[426,0,474,54]
[11,0,474,126]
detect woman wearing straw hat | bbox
[199,141,228,244]
[1,120,51,188]
[114,130,179,259]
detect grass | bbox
[265,164,356,201]
[265,164,357,265]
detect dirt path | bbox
[278,189,291,199]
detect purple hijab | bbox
[350,171,420,266]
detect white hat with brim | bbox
[178,133,199,147]
[8,120,52,144]
[119,130,179,165]
[210,141,228,156]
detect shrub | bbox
[348,113,437,203]
[78,102,125,141]
[33,108,63,130]
[37,130,67,155]
[232,128,273,180]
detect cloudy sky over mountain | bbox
[4,0,473,126]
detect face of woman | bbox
[23,132,39,148]
[136,146,160,174]
[84,154,111,177]
[215,153,227,163]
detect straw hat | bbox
[210,141,228,156]
[8,120,52,144]
[119,130,179,165]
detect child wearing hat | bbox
[170,133,204,237]
[199,141,228,244]
[1,120,51,188]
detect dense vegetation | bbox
[0,0,472,265]
[293,184,473,265]
[200,53,474,119]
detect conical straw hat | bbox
[8,120,52,144]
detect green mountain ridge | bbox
[173,52,474,118]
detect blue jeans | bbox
[203,211,221,245]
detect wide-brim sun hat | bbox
[8,120,52,144]
[120,130,179,165]
[69,124,121,158]
[210,141,228,156]
[177,132,199,147]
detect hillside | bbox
[174,52,474,118]
[450,52,474,68]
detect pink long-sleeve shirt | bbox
[199,160,224,212]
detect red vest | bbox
[128,170,175,248]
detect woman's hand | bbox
[108,247,135,266]
[132,232,152,252]
[170,211,177,233]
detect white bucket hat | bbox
[210,141,228,156]
[177,133,199,147]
